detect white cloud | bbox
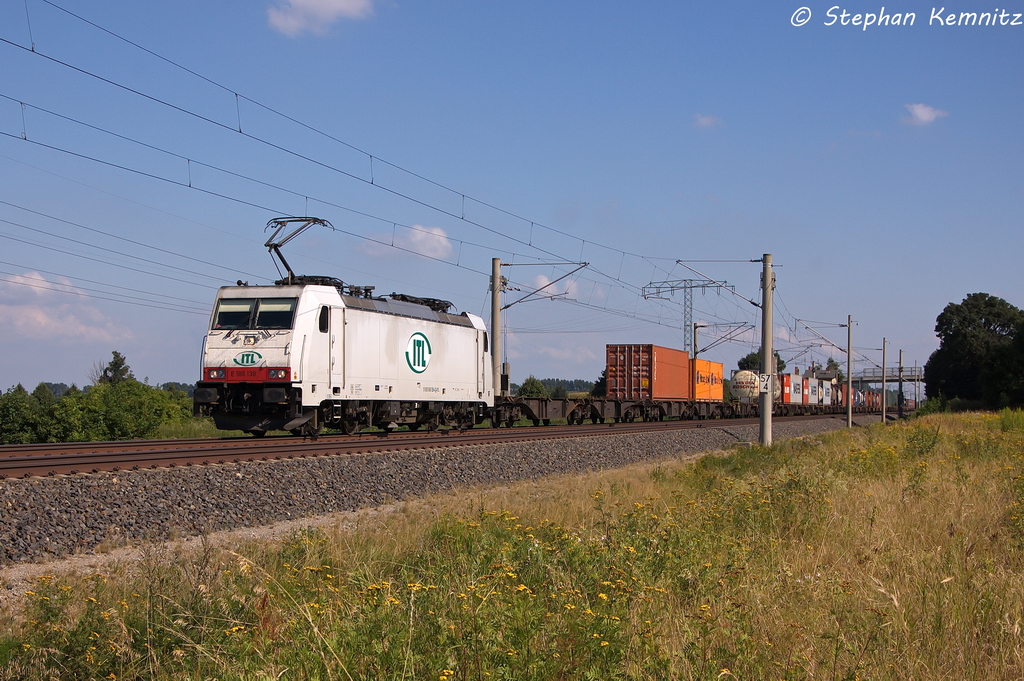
[353,225,454,260]
[0,304,129,343]
[268,0,374,37]
[0,273,131,343]
[405,225,454,259]
[0,271,79,300]
[904,103,948,126]
[531,274,579,300]
[694,114,722,129]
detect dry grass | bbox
[2,412,1024,679]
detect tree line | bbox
[512,377,596,399]
[0,352,194,444]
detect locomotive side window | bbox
[318,306,329,333]
[213,299,255,329]
[255,298,297,329]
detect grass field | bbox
[2,411,1024,679]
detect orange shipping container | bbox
[781,374,793,404]
[692,359,724,402]
[605,344,690,400]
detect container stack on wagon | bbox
[493,344,736,426]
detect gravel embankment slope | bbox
[0,417,874,566]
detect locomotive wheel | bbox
[339,420,360,435]
[407,423,421,431]
[542,419,551,426]
[250,430,267,438]
[531,419,541,427]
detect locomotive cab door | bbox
[307,305,332,392]
[477,330,486,398]
[330,307,345,389]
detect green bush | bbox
[0,385,36,444]
[913,396,948,417]
[998,408,1024,432]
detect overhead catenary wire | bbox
[0,18,755,310]
[30,0,701,276]
[1,130,709,331]
[0,228,222,289]
[0,216,230,283]
[0,96,511,267]
[0,9,851,350]
[0,32,770,328]
[0,95,656,304]
[0,260,210,307]
[0,196,265,280]
[0,272,207,314]
[0,36,616,280]
[0,127,734,333]
[0,151,484,302]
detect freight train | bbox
[193,218,880,436]
[193,283,880,436]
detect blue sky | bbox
[0,0,1021,391]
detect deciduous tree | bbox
[737,349,786,373]
[924,293,1023,406]
[516,375,549,398]
[97,351,135,386]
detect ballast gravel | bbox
[0,417,871,566]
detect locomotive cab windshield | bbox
[213,297,297,330]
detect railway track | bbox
[0,415,841,480]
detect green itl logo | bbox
[405,332,432,373]
[233,351,263,366]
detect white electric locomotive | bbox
[193,218,494,436]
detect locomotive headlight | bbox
[207,368,225,379]
[268,368,289,380]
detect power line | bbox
[0,126,712,333]
[32,0,698,274]
[2,135,696,331]
[0,35,584,270]
[1,97,645,301]
[0,260,209,307]
[0,151,476,301]
[0,215,226,283]
[0,196,265,280]
[0,12,816,342]
[0,227,217,288]
[0,42,762,331]
[0,272,207,314]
